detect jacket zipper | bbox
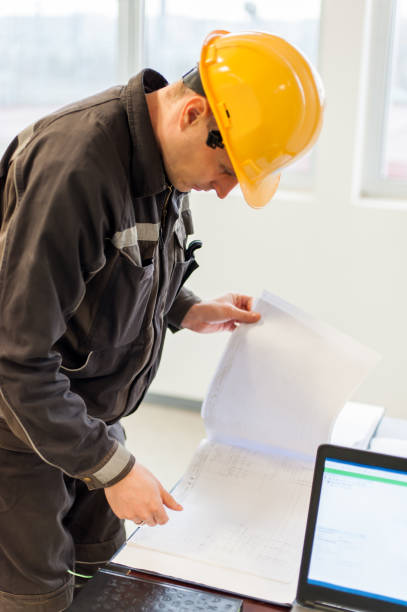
[160,184,173,245]
[117,184,173,418]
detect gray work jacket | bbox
[0,69,201,489]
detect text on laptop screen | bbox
[307,458,407,607]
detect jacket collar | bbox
[121,69,169,197]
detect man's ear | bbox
[180,96,210,130]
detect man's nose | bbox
[213,176,238,199]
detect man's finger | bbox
[161,488,183,511]
[155,512,169,525]
[228,305,260,324]
[151,503,169,525]
[233,294,254,311]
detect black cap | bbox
[183,65,224,150]
[182,65,206,97]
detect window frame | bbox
[118,0,145,81]
[362,0,407,200]
[3,1,407,201]
[119,0,407,203]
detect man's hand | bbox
[181,293,261,333]
[104,463,183,526]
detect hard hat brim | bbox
[239,173,281,209]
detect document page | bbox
[114,439,314,604]
[203,291,381,457]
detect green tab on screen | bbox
[324,467,407,487]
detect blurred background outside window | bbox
[3,1,407,198]
[0,0,118,155]
[0,0,321,190]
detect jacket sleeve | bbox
[0,122,135,489]
[167,287,201,331]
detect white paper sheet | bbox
[330,401,384,449]
[369,437,407,457]
[114,440,314,603]
[369,417,407,458]
[202,291,381,457]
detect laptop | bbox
[293,443,407,612]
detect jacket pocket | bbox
[88,251,154,349]
[60,351,94,375]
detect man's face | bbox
[163,95,239,198]
[172,141,238,198]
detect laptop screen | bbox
[298,445,407,611]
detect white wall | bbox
[150,0,407,419]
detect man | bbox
[0,30,323,611]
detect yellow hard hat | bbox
[198,30,324,209]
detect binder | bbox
[68,568,243,611]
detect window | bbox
[363,0,407,198]
[0,1,118,156]
[143,0,321,191]
[1,0,321,191]
[384,1,407,181]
